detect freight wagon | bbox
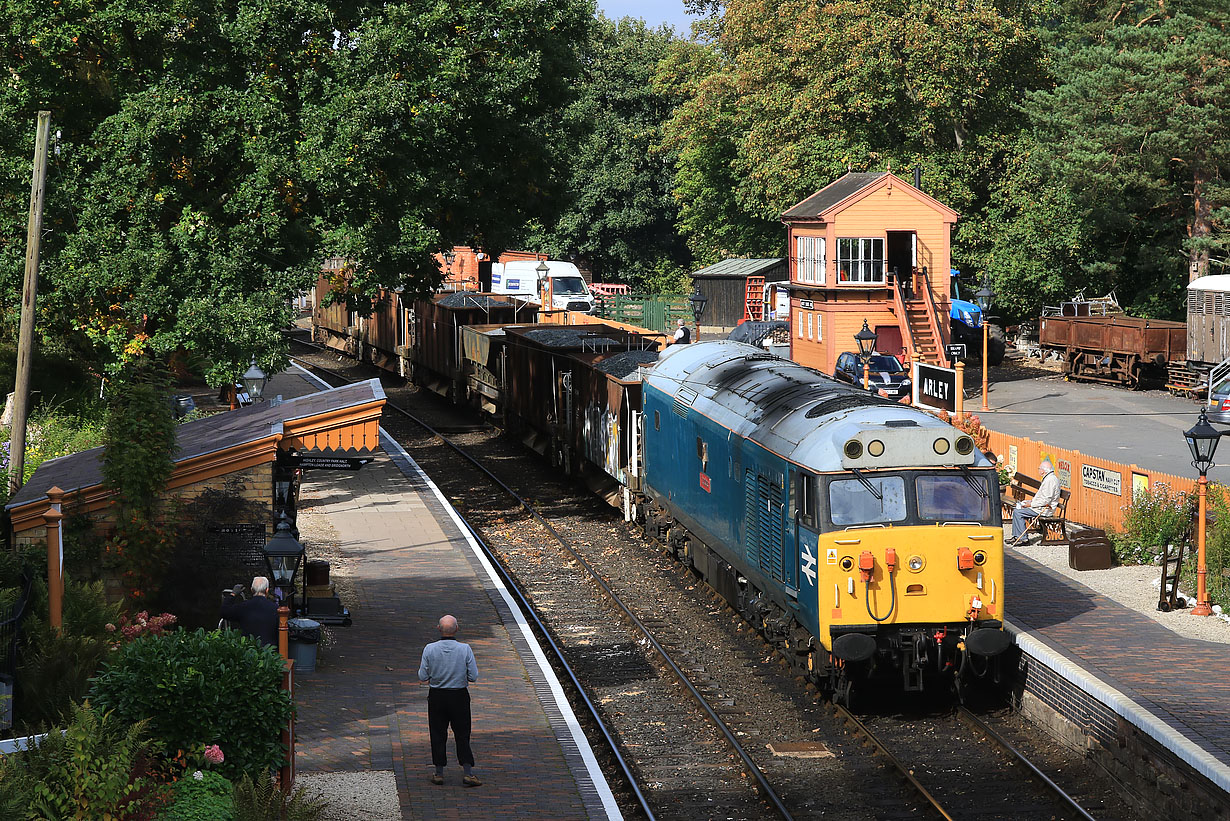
[1039,313,1186,389]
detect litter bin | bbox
[287,618,321,673]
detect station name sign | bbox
[912,362,956,413]
[279,452,375,471]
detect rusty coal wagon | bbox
[1039,313,1186,389]
[497,324,665,501]
[410,293,536,397]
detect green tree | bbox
[527,16,689,284]
[658,0,1045,277]
[0,0,590,382]
[1026,1,1230,310]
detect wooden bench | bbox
[1001,471,1070,544]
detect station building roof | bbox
[7,379,385,534]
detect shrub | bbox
[159,770,235,821]
[1186,482,1230,609]
[1112,482,1192,565]
[232,771,327,821]
[0,702,167,821]
[90,629,293,780]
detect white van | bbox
[491,260,596,314]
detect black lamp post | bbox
[689,285,708,341]
[536,260,550,306]
[855,319,878,389]
[241,357,267,404]
[1184,409,1221,616]
[263,518,305,613]
[974,280,995,411]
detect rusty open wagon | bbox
[1039,314,1186,389]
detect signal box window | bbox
[837,238,885,284]
[828,475,906,525]
[796,235,825,284]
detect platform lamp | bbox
[262,517,305,614]
[536,259,550,308]
[442,249,456,284]
[1184,410,1221,616]
[689,285,708,342]
[855,319,877,390]
[241,357,267,404]
[974,279,995,411]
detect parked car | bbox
[833,352,912,399]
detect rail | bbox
[289,347,794,821]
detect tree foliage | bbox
[0,0,591,380]
[527,16,688,283]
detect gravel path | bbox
[1006,525,1230,643]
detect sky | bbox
[596,1,695,33]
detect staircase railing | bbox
[918,268,950,359]
[891,272,920,362]
[1208,355,1230,400]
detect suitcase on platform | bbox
[1068,529,1113,571]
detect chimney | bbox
[913,167,922,190]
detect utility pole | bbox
[9,111,52,497]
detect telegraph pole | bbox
[9,111,52,496]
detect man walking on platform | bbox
[418,614,480,786]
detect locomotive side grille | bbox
[757,475,785,583]
[744,470,760,568]
[673,387,698,419]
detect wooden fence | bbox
[983,428,1197,531]
[595,294,690,332]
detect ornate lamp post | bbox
[263,518,306,614]
[855,319,878,390]
[974,280,994,411]
[442,250,456,284]
[689,285,708,342]
[536,259,550,307]
[1184,410,1221,616]
[241,357,267,404]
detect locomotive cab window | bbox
[916,474,992,522]
[828,474,906,526]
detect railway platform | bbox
[1004,548,1230,809]
[270,367,618,820]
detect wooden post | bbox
[278,605,290,660]
[9,111,53,497]
[863,360,870,390]
[1193,475,1213,616]
[44,486,65,631]
[955,362,965,416]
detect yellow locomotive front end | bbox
[804,426,1010,695]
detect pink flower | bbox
[105,623,116,632]
[203,745,224,764]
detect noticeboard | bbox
[912,362,957,412]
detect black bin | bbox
[288,618,321,672]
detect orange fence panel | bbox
[984,429,1197,532]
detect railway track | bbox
[287,336,1123,820]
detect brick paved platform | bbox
[286,397,617,816]
[1005,551,1230,798]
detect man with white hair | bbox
[219,576,279,647]
[672,318,691,344]
[1010,459,1061,546]
[418,614,480,787]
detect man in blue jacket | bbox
[418,614,480,786]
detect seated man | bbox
[1010,460,1061,546]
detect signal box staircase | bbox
[893,271,948,365]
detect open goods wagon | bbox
[1039,314,1186,389]
[410,293,536,397]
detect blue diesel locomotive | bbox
[637,341,1010,700]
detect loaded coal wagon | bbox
[409,293,537,397]
[498,324,664,502]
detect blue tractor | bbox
[949,269,1005,366]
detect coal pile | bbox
[595,350,658,379]
[437,293,517,310]
[524,328,626,350]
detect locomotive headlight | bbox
[933,437,951,455]
[907,555,924,572]
[867,439,885,457]
[973,550,988,566]
[955,436,974,455]
[839,556,854,571]
[844,440,863,459]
